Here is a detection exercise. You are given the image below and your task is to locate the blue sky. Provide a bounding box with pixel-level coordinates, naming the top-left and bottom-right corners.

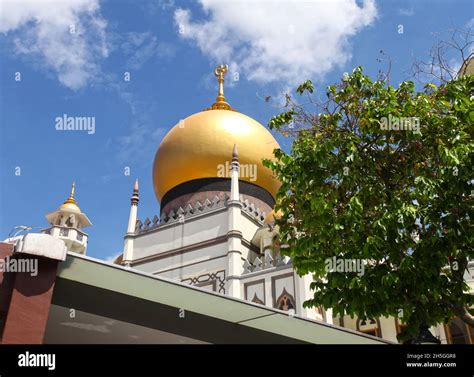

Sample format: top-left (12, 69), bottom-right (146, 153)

top-left (0, 0), bottom-right (472, 261)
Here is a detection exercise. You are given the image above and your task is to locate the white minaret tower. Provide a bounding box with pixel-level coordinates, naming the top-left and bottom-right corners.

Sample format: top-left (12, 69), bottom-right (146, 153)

top-left (43, 182), bottom-right (92, 255)
top-left (122, 179), bottom-right (139, 267)
top-left (226, 145), bottom-right (243, 298)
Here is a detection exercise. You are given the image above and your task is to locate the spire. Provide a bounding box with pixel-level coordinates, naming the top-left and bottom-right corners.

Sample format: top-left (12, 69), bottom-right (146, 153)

top-left (205, 64), bottom-right (235, 111)
top-left (124, 179), bottom-right (140, 265)
top-left (227, 144), bottom-right (242, 298)
top-left (232, 143), bottom-right (238, 160)
top-left (60, 181), bottom-right (80, 211)
top-left (230, 144), bottom-right (240, 201)
top-left (131, 179), bottom-right (139, 206)
top-left (231, 143), bottom-right (239, 169)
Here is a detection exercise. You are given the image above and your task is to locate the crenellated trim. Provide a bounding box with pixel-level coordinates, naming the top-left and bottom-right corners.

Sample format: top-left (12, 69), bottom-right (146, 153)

top-left (134, 196), bottom-right (267, 235)
top-left (242, 255), bottom-right (292, 275)
top-left (240, 196), bottom-right (266, 223)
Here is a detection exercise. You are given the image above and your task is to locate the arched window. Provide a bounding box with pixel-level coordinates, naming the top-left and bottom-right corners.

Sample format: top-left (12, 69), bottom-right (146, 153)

top-left (55, 215), bottom-right (63, 226)
top-left (276, 288), bottom-right (296, 311)
top-left (251, 293), bottom-right (264, 305)
top-left (65, 215), bottom-right (75, 228)
top-left (356, 318), bottom-right (382, 338)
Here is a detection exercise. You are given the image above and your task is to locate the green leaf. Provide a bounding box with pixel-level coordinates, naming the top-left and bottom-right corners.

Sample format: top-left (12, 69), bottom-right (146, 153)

top-left (297, 80), bottom-right (314, 95)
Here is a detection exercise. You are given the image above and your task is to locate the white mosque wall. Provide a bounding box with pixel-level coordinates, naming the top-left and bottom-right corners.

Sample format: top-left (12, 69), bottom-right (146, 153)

top-left (294, 273), bottom-right (322, 321)
top-left (126, 203), bottom-right (332, 322)
top-left (132, 209), bottom-right (229, 261)
top-left (140, 244), bottom-right (228, 279)
top-left (240, 265), bottom-right (303, 315)
top-left (240, 267), bottom-right (322, 321)
top-left (378, 317), bottom-right (399, 343)
top-left (238, 212), bottom-right (261, 243)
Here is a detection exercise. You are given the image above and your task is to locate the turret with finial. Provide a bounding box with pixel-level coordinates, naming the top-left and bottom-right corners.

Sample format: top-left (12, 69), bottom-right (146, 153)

top-left (43, 181), bottom-right (92, 255)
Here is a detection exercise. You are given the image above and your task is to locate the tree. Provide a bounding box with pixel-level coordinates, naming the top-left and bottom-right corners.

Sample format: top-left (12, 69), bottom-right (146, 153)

top-left (264, 66), bottom-right (473, 341)
top-left (412, 26), bottom-right (474, 84)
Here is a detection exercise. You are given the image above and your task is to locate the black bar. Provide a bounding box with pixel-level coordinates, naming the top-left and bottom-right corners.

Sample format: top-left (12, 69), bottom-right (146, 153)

top-left (0, 345), bottom-right (473, 377)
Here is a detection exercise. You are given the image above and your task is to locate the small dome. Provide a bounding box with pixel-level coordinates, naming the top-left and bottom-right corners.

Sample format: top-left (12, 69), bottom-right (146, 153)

top-left (59, 201), bottom-right (81, 212)
top-left (59, 182), bottom-right (81, 212)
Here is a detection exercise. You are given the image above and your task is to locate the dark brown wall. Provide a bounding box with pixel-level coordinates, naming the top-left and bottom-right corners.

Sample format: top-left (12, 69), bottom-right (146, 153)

top-left (0, 242), bottom-right (15, 342)
top-left (1, 248), bottom-right (58, 344)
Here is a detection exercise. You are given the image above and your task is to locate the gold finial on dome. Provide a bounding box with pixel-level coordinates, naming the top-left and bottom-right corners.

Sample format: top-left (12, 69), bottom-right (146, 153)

top-left (206, 64), bottom-right (235, 111)
top-left (215, 64), bottom-right (228, 102)
top-left (60, 181), bottom-right (81, 212)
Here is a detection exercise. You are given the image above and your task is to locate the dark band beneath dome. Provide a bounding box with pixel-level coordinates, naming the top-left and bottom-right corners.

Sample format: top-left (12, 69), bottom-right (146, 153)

top-left (161, 177), bottom-right (275, 210)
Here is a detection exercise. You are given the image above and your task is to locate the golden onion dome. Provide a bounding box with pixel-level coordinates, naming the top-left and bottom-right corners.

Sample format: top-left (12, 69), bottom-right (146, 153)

top-left (59, 182), bottom-right (81, 212)
top-left (459, 57), bottom-right (474, 76)
top-left (152, 65), bottom-right (281, 202)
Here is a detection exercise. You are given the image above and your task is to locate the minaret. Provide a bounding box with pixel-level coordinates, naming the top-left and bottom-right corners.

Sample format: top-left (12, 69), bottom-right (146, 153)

top-left (122, 179), bottom-right (139, 267)
top-left (226, 144), bottom-right (243, 298)
top-left (43, 182), bottom-right (92, 255)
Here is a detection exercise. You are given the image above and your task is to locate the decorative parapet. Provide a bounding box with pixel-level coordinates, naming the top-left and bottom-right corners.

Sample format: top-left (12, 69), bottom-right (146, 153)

top-left (240, 195), bottom-right (266, 223)
top-left (242, 254), bottom-right (292, 275)
top-left (41, 226), bottom-right (88, 244)
top-left (134, 195), bottom-right (268, 235)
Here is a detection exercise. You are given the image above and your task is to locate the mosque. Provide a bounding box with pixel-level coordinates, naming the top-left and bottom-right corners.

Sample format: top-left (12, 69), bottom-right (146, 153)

top-left (119, 64), bottom-right (318, 319)
top-left (0, 65), bottom-right (472, 345)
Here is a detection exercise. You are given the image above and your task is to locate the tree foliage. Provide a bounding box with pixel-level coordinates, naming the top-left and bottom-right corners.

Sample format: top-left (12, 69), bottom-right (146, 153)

top-left (264, 66), bottom-right (474, 341)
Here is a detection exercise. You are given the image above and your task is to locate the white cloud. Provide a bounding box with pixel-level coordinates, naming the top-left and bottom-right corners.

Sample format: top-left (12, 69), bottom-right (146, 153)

top-left (142, 0), bottom-right (175, 14)
top-left (113, 86), bottom-right (166, 165)
top-left (0, 0), bottom-right (109, 90)
top-left (174, 0), bottom-right (377, 87)
top-left (121, 32), bottom-right (176, 70)
top-left (398, 7), bottom-right (415, 17)
top-left (117, 119), bottom-right (166, 164)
